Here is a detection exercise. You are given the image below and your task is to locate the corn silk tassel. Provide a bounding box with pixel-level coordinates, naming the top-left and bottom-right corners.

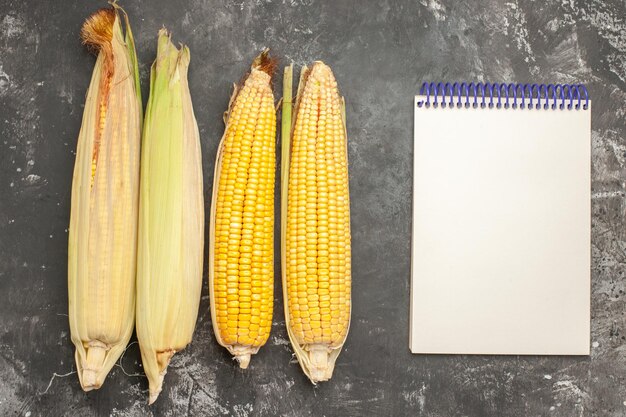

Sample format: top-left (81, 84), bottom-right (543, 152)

top-left (209, 51), bottom-right (277, 369)
top-left (136, 29), bottom-right (204, 404)
top-left (68, 5), bottom-right (141, 392)
top-left (281, 63), bottom-right (352, 383)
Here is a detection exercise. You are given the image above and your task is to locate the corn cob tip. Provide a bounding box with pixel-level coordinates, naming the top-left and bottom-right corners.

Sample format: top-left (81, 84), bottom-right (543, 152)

top-left (251, 49), bottom-right (277, 78)
top-left (235, 354), bottom-right (251, 369)
top-left (306, 344), bottom-right (333, 383)
top-left (144, 350), bottom-right (175, 404)
top-left (229, 345), bottom-right (259, 369)
top-left (148, 388), bottom-right (162, 405)
top-left (81, 369), bottom-right (99, 391)
top-left (147, 372), bottom-right (165, 405)
top-left (309, 61), bottom-right (334, 79)
top-left (80, 7), bottom-right (116, 51)
top-left (76, 341), bottom-right (109, 391)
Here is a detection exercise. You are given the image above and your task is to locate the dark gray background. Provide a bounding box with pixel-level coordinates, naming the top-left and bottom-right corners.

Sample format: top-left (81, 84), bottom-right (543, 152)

top-left (1, 0), bottom-right (625, 416)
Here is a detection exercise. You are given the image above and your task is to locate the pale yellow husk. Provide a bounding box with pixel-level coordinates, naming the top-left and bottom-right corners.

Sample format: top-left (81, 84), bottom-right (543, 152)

top-left (135, 29), bottom-right (204, 405)
top-left (68, 6), bottom-right (141, 392)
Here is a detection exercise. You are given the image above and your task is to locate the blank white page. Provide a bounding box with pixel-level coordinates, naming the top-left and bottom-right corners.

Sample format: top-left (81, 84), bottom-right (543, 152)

top-left (410, 97), bottom-right (591, 355)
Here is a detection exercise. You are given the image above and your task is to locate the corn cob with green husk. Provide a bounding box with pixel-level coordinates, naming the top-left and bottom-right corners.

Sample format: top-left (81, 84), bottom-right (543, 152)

top-left (136, 29), bottom-right (204, 404)
top-left (67, 5), bottom-right (141, 391)
top-left (209, 51), bottom-right (277, 369)
top-left (281, 62), bottom-right (351, 383)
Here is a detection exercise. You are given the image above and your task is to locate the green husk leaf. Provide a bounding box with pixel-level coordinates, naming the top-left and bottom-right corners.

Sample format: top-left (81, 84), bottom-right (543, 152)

top-left (136, 29), bottom-right (204, 405)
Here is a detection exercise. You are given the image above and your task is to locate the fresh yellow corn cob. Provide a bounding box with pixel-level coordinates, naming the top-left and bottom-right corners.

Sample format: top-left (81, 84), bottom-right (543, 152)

top-left (68, 5), bottom-right (141, 391)
top-left (209, 51), bottom-right (277, 369)
top-left (281, 62), bottom-right (351, 383)
top-left (136, 29), bottom-right (204, 405)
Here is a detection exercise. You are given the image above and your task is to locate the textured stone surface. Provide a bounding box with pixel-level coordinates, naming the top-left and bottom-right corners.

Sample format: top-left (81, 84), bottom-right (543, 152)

top-left (1, 0), bottom-right (625, 416)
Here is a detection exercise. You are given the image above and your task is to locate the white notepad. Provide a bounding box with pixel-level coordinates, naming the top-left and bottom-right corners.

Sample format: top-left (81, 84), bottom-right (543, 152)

top-left (410, 85), bottom-right (591, 355)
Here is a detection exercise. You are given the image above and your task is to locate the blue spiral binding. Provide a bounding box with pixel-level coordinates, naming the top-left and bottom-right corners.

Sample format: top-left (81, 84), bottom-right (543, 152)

top-left (417, 82), bottom-right (589, 110)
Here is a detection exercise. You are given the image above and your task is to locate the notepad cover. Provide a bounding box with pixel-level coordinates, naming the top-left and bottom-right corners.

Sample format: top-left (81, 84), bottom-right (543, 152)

top-left (410, 97), bottom-right (591, 355)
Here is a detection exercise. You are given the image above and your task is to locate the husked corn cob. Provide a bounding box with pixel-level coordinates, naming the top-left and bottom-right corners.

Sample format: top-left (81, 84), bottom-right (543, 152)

top-left (68, 5), bottom-right (141, 391)
top-left (209, 51), bottom-right (277, 369)
top-left (281, 62), bottom-right (351, 383)
top-left (136, 30), bottom-right (204, 404)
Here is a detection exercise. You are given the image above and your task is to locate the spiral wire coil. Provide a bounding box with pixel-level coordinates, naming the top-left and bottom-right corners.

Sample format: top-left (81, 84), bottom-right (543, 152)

top-left (416, 82), bottom-right (589, 110)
